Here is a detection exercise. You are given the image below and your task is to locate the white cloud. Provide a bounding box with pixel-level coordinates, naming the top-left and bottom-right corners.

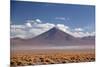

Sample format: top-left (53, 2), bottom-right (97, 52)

top-left (55, 17), bottom-right (70, 22)
top-left (71, 31), bottom-right (95, 38)
top-left (26, 19), bottom-right (42, 25)
top-left (10, 28), bottom-right (27, 38)
top-left (55, 17), bottom-right (66, 21)
top-left (35, 23), bottom-right (55, 29)
top-left (26, 20), bottom-right (35, 23)
top-left (72, 32), bottom-right (86, 37)
top-left (11, 19), bottom-right (95, 39)
top-left (56, 24), bottom-right (69, 29)
top-left (25, 22), bottom-right (32, 27)
top-left (56, 24), bottom-right (69, 32)
top-left (74, 28), bottom-right (84, 31)
top-left (35, 19), bottom-right (42, 23)
top-left (11, 25), bottom-right (25, 29)
top-left (11, 19), bottom-right (55, 39)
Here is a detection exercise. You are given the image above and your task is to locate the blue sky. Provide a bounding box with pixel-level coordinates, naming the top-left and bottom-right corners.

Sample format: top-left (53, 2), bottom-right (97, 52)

top-left (11, 1), bottom-right (95, 32)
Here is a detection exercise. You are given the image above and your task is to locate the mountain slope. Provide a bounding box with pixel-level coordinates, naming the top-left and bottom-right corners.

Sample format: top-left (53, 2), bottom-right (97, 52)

top-left (11, 27), bottom-right (95, 47)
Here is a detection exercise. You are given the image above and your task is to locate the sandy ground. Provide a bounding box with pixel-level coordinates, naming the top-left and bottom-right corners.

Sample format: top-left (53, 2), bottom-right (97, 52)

top-left (10, 49), bottom-right (95, 66)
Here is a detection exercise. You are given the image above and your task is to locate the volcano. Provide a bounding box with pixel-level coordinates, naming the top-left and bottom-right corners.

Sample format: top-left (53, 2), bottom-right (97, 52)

top-left (11, 27), bottom-right (95, 50)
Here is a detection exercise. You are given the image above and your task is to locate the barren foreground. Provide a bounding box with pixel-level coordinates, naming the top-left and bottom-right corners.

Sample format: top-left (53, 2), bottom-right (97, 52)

top-left (11, 49), bottom-right (95, 66)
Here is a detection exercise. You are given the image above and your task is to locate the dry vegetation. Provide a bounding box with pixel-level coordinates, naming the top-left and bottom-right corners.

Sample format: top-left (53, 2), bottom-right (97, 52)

top-left (10, 50), bottom-right (95, 66)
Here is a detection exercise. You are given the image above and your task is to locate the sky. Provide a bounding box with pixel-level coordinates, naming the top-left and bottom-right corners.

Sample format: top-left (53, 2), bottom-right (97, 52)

top-left (10, 1), bottom-right (95, 39)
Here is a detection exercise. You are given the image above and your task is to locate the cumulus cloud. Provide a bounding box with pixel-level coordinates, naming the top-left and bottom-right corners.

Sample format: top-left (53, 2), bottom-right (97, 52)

top-left (11, 19), bottom-right (95, 39)
top-left (72, 32), bottom-right (87, 37)
top-left (25, 22), bottom-right (32, 27)
top-left (11, 19), bottom-right (55, 39)
top-left (56, 24), bottom-right (69, 32)
top-left (74, 28), bottom-right (84, 31)
top-left (35, 19), bottom-right (42, 23)
top-left (72, 32), bottom-right (95, 38)
top-left (26, 19), bottom-right (42, 25)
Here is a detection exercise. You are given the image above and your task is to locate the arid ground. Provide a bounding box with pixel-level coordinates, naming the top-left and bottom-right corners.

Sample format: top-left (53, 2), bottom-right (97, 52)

top-left (10, 49), bottom-right (95, 66)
